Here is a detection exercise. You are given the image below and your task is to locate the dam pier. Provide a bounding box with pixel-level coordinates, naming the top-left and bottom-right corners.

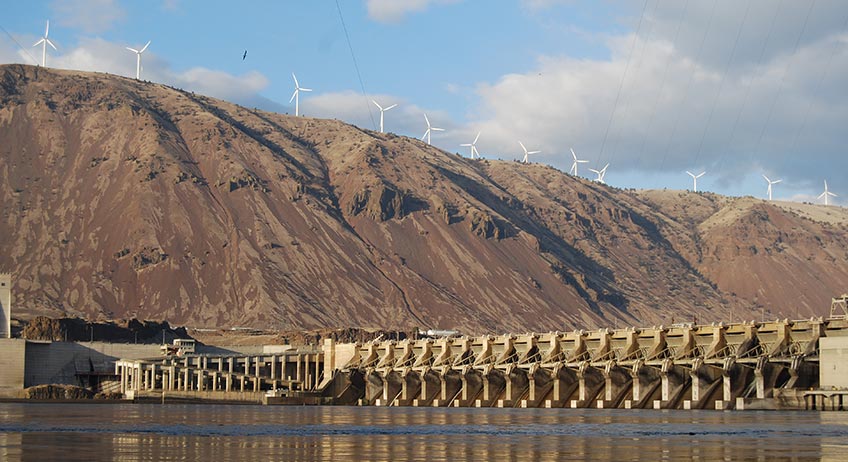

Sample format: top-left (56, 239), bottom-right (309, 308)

top-left (115, 316), bottom-right (848, 410)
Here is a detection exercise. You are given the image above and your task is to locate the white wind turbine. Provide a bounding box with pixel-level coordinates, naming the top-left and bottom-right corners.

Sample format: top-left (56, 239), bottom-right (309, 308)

top-left (589, 163), bottom-right (609, 184)
top-left (32, 20), bottom-right (57, 67)
top-left (372, 100), bottom-right (397, 133)
top-left (126, 41), bottom-right (151, 80)
top-left (819, 180), bottom-right (837, 206)
top-left (290, 73), bottom-right (312, 117)
top-left (421, 113), bottom-right (443, 145)
top-left (570, 148), bottom-right (589, 176)
top-left (460, 132), bottom-right (481, 159)
top-left (762, 174), bottom-right (782, 201)
top-left (686, 170), bottom-right (705, 192)
top-left (518, 141), bottom-right (540, 163)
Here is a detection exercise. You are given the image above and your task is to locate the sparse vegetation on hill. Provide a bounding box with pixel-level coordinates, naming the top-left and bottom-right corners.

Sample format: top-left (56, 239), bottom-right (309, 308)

top-left (1, 64), bottom-right (847, 333)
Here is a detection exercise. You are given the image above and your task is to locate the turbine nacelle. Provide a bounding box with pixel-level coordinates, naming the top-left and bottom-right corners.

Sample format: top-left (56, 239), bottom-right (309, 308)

top-left (460, 132), bottom-right (481, 159)
top-left (589, 163), bottom-right (609, 184)
top-left (290, 73), bottom-right (312, 117)
top-left (32, 20), bottom-right (57, 67)
top-left (518, 141), bottom-right (540, 163)
top-left (569, 148), bottom-right (589, 175)
top-left (372, 100), bottom-right (397, 133)
top-left (686, 170), bottom-right (706, 193)
top-left (421, 113), bottom-right (443, 145)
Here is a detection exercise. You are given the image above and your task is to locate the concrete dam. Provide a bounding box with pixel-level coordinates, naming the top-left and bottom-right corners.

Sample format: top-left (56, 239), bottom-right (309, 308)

top-left (116, 316), bottom-right (848, 410)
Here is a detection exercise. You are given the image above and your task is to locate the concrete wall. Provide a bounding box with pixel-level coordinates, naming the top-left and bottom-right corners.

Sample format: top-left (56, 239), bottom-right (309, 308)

top-left (23, 341), bottom-right (162, 388)
top-left (0, 274), bottom-right (10, 339)
top-left (820, 337), bottom-right (848, 389)
top-left (0, 339), bottom-right (25, 397)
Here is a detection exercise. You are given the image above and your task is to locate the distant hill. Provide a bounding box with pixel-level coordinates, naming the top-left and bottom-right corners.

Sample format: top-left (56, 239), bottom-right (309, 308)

top-left (1, 64), bottom-right (846, 333)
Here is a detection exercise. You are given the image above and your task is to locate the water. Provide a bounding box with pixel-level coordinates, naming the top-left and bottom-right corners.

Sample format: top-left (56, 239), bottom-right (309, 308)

top-left (2, 403), bottom-right (848, 461)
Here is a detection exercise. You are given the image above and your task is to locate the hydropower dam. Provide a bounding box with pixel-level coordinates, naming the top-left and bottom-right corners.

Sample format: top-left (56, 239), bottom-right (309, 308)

top-left (114, 314), bottom-right (848, 411)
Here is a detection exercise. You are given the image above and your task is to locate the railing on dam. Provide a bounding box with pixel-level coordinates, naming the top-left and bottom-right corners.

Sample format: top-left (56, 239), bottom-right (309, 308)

top-left (324, 318), bottom-right (848, 410)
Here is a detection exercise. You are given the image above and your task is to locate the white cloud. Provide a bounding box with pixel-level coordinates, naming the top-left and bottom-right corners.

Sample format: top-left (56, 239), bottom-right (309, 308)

top-left (463, 3), bottom-right (848, 197)
top-left (51, 0), bottom-right (125, 34)
top-left (365, 0), bottom-right (460, 23)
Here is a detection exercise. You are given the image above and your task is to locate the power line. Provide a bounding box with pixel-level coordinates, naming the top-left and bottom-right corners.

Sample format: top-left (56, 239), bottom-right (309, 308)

top-left (0, 24), bottom-right (40, 65)
top-left (594, 0), bottom-right (649, 167)
top-left (657, 0), bottom-right (718, 172)
top-left (753, 0), bottom-right (817, 157)
top-left (633, 0), bottom-right (690, 169)
top-left (714, 0), bottom-right (784, 174)
top-left (690, 0), bottom-right (752, 169)
top-left (334, 0), bottom-right (377, 132)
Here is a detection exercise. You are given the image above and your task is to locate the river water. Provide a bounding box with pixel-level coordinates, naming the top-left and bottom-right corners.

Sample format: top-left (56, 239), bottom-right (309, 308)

top-left (1, 403), bottom-right (848, 461)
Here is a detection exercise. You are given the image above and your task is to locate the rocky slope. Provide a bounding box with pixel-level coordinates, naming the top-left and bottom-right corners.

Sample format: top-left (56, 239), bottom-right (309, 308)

top-left (1, 64), bottom-right (846, 333)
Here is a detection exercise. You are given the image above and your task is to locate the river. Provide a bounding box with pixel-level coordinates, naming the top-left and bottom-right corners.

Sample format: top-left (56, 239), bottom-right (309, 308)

top-left (1, 403), bottom-right (847, 461)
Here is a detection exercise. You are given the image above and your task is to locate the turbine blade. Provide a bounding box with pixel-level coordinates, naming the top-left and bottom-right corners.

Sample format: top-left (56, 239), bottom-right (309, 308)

top-left (46, 39), bottom-right (57, 50)
top-left (385, 104), bottom-right (397, 111)
top-left (126, 47), bottom-right (138, 53)
top-left (696, 172), bottom-right (705, 178)
top-left (773, 179), bottom-right (782, 184)
top-left (831, 192), bottom-right (839, 197)
top-left (818, 192), bottom-right (827, 199)
top-left (34, 39), bottom-right (44, 47)
top-left (529, 150), bottom-right (541, 154)
top-left (424, 113), bottom-right (430, 126)
top-left (422, 129), bottom-right (429, 140)
top-left (571, 148), bottom-right (577, 160)
top-left (686, 171), bottom-right (694, 177)
top-left (140, 41), bottom-right (150, 53)
top-left (432, 127), bottom-right (444, 131)
top-left (473, 131), bottom-right (481, 144)
top-left (762, 174), bottom-right (770, 182)
top-left (301, 88), bottom-right (312, 92)
top-left (45, 20), bottom-right (50, 37)
top-left (289, 90), bottom-right (297, 103)
top-left (292, 73), bottom-right (298, 87)
top-left (372, 100), bottom-right (382, 110)
top-left (578, 160), bottom-right (589, 163)
top-left (518, 141), bottom-right (527, 153)
top-left (460, 143), bottom-right (471, 147)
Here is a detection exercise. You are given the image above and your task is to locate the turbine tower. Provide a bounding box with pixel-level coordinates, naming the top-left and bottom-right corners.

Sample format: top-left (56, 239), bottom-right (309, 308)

top-left (570, 148), bottom-right (588, 176)
top-left (518, 141), bottom-right (540, 163)
top-left (32, 20), bottom-right (56, 67)
top-left (819, 180), bottom-right (837, 206)
top-left (589, 163), bottom-right (609, 184)
top-left (421, 113), bottom-right (443, 145)
top-left (460, 132), bottom-right (481, 159)
top-left (372, 100), bottom-right (397, 133)
top-left (290, 73), bottom-right (312, 117)
top-left (686, 171), bottom-right (706, 192)
top-left (762, 174), bottom-right (782, 201)
top-left (126, 41), bottom-right (151, 80)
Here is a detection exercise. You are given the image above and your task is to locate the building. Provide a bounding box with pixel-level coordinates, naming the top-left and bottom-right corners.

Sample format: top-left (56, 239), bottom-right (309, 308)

top-left (0, 273), bottom-right (10, 339)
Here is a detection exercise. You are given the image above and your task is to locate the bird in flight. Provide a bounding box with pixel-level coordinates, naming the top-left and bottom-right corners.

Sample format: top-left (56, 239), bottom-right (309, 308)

top-left (242, 50), bottom-right (248, 60)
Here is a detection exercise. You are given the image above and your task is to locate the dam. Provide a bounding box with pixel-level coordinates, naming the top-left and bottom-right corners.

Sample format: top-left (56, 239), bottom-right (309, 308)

top-left (115, 315), bottom-right (848, 410)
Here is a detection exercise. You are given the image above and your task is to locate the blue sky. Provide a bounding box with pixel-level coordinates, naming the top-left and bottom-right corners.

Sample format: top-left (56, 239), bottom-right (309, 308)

top-left (2, 0), bottom-right (847, 205)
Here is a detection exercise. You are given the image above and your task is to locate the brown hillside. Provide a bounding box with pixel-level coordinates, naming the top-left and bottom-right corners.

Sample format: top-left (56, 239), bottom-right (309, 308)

top-left (1, 64), bottom-right (844, 333)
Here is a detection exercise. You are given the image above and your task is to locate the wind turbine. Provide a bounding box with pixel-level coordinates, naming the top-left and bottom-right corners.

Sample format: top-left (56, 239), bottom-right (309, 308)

top-left (589, 163), bottom-right (609, 184)
top-left (32, 20), bottom-right (56, 67)
top-left (518, 141), bottom-right (540, 163)
top-left (762, 174), bottom-right (782, 201)
top-left (372, 100), bottom-right (397, 133)
top-left (421, 113), bottom-right (443, 145)
top-left (290, 73), bottom-right (311, 117)
top-left (819, 180), bottom-right (837, 206)
top-left (126, 41), bottom-right (151, 80)
top-left (570, 148), bottom-right (589, 176)
top-left (686, 170), bottom-right (705, 192)
top-left (460, 132), bottom-right (481, 159)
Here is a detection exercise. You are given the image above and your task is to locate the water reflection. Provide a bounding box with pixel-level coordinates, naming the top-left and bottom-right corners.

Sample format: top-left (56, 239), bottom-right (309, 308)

top-left (1, 404), bottom-right (848, 461)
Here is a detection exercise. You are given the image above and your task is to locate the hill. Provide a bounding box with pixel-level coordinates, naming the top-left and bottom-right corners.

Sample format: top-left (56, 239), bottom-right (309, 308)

top-left (1, 64), bottom-right (846, 333)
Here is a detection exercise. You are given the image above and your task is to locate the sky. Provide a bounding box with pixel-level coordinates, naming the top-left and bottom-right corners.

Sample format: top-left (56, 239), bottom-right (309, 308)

top-left (2, 0), bottom-right (847, 205)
